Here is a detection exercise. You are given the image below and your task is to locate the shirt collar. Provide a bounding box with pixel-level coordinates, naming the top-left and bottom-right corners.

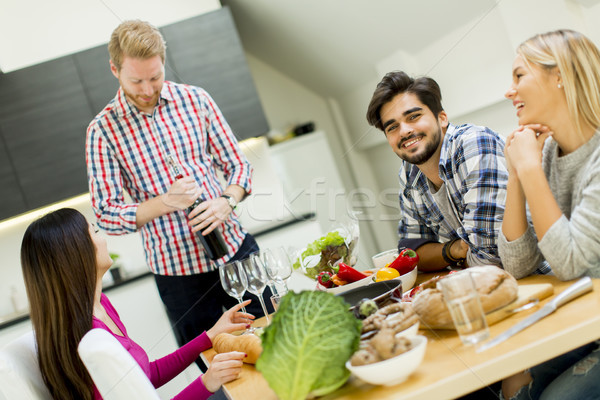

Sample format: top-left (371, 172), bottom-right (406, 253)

top-left (114, 81), bottom-right (174, 117)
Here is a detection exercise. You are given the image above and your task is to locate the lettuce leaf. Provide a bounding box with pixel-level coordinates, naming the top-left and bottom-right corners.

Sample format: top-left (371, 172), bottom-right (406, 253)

top-left (256, 291), bottom-right (361, 400)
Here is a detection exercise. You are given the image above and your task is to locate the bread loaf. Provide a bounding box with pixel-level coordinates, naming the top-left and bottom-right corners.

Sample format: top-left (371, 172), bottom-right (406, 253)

top-left (213, 333), bottom-right (262, 364)
top-left (412, 266), bottom-right (518, 329)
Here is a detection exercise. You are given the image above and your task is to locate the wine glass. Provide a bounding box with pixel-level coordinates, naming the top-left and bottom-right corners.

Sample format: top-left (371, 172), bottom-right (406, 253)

top-left (240, 256), bottom-right (271, 323)
top-left (218, 261), bottom-right (248, 313)
top-left (261, 247), bottom-right (293, 294)
top-left (254, 251), bottom-right (279, 297)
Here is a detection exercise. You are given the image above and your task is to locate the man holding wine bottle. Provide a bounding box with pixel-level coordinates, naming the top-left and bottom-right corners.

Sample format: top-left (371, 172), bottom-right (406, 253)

top-left (85, 20), bottom-right (273, 350)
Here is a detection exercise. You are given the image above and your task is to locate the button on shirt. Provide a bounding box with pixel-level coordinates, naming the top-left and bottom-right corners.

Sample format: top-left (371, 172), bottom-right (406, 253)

top-left (397, 123), bottom-right (508, 265)
top-left (86, 81), bottom-right (252, 275)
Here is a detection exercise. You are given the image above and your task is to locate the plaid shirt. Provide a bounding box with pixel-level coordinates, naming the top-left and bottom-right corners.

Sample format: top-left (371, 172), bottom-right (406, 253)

top-left (397, 123), bottom-right (508, 265)
top-left (86, 81), bottom-right (252, 276)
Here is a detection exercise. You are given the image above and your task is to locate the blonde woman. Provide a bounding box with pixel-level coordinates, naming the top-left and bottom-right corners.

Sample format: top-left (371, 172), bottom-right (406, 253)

top-left (499, 29), bottom-right (600, 400)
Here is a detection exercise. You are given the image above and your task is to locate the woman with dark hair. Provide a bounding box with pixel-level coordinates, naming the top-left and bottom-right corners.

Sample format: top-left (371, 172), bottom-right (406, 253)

top-left (499, 29), bottom-right (600, 400)
top-left (21, 208), bottom-right (253, 400)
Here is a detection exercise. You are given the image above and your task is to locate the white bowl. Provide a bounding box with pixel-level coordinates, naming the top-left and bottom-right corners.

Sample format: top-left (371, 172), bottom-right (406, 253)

top-left (319, 273), bottom-right (373, 294)
top-left (398, 267), bottom-right (418, 294)
top-left (346, 335), bottom-right (427, 386)
top-left (371, 249), bottom-right (399, 269)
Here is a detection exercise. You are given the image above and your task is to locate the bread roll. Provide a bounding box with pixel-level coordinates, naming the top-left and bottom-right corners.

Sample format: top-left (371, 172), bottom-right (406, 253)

top-left (213, 333), bottom-right (262, 364)
top-left (412, 266), bottom-right (518, 329)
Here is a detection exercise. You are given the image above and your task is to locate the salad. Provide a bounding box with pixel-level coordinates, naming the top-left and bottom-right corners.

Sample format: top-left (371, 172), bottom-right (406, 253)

top-left (293, 230), bottom-right (357, 280)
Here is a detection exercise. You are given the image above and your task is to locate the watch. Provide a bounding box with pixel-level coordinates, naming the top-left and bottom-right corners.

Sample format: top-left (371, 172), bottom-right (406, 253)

top-left (220, 194), bottom-right (237, 210)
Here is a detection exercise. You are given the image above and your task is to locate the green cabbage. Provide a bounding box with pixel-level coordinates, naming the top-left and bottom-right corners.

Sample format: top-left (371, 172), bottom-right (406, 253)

top-left (256, 291), bottom-right (361, 400)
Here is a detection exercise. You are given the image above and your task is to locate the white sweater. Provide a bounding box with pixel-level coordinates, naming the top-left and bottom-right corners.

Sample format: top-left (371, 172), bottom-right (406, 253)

top-left (498, 132), bottom-right (600, 280)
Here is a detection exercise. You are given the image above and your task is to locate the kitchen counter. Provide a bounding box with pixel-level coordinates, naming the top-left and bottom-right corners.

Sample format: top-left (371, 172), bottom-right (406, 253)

top-left (0, 270), bottom-right (153, 331)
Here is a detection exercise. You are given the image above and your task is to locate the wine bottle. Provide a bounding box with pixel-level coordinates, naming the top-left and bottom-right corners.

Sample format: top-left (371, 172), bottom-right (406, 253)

top-left (166, 154), bottom-right (228, 260)
top-left (187, 197), bottom-right (228, 260)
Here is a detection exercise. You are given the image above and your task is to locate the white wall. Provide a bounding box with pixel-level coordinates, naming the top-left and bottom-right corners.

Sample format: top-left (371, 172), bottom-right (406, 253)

top-left (245, 54), bottom-right (382, 258)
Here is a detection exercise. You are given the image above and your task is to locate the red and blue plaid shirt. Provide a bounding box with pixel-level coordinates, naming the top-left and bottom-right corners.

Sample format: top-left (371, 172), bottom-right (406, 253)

top-left (86, 81), bottom-right (252, 275)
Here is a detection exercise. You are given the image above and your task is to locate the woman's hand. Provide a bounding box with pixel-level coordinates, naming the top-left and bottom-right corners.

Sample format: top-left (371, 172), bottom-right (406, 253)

top-left (207, 300), bottom-right (255, 342)
top-left (505, 124), bottom-right (552, 178)
top-left (202, 352), bottom-right (245, 393)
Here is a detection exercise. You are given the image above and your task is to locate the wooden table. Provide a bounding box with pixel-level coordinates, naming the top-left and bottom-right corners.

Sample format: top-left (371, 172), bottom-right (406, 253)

top-left (201, 275), bottom-right (600, 400)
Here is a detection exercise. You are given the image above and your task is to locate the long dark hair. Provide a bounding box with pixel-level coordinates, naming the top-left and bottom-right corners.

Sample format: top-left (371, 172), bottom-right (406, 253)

top-left (21, 208), bottom-right (97, 400)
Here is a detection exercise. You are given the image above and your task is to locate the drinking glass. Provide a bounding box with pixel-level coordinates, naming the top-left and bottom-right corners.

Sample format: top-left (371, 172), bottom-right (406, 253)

top-left (261, 247), bottom-right (293, 294)
top-left (241, 255), bottom-right (271, 323)
top-left (438, 271), bottom-right (490, 346)
top-left (219, 261), bottom-right (248, 313)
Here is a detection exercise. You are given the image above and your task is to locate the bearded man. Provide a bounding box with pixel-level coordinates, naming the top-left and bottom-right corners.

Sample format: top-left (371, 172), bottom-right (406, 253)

top-left (366, 71), bottom-right (509, 271)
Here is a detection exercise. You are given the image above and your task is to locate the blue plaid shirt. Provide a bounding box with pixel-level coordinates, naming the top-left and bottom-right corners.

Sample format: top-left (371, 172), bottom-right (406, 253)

top-left (397, 123), bottom-right (508, 265)
top-left (86, 81), bottom-right (252, 276)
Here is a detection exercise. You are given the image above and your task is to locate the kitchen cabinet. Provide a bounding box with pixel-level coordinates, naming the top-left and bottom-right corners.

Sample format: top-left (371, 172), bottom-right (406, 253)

top-left (0, 56), bottom-right (92, 210)
top-left (0, 131), bottom-right (27, 220)
top-left (160, 8), bottom-right (269, 140)
top-left (73, 45), bottom-right (120, 116)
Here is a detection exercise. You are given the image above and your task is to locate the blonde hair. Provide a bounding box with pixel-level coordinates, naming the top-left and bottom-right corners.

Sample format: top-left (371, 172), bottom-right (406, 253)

top-left (518, 29), bottom-right (600, 136)
top-left (108, 20), bottom-right (166, 70)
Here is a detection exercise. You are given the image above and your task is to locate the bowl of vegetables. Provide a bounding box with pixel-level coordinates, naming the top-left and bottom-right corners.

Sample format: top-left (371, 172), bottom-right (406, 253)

top-left (346, 335), bottom-right (427, 386)
top-left (293, 229), bottom-right (359, 282)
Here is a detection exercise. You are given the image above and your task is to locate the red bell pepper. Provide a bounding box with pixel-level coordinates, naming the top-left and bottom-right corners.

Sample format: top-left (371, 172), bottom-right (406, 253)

top-left (317, 271), bottom-right (334, 288)
top-left (388, 248), bottom-right (419, 275)
top-left (337, 263), bottom-right (369, 283)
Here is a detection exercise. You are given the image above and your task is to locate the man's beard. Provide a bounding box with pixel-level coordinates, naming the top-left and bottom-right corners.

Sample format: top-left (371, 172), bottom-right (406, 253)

top-left (398, 126), bottom-right (442, 165)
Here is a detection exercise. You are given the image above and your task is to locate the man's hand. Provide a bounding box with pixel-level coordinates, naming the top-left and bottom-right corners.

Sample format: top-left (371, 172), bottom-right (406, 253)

top-left (161, 176), bottom-right (202, 210)
top-left (188, 196), bottom-right (232, 235)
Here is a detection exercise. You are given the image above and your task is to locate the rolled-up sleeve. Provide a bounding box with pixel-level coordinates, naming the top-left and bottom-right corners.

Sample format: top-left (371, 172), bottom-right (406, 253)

top-left (86, 121), bottom-right (139, 234)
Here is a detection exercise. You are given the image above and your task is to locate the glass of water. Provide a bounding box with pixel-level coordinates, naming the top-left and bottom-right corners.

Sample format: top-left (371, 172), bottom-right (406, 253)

top-left (438, 271), bottom-right (489, 345)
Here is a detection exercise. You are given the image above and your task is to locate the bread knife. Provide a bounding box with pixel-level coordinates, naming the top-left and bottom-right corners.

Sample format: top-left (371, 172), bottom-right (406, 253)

top-left (477, 276), bottom-right (593, 352)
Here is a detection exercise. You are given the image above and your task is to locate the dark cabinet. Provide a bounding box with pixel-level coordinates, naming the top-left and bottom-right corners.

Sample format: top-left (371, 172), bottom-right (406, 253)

top-left (73, 45), bottom-right (120, 116)
top-left (0, 130), bottom-right (27, 220)
top-left (0, 57), bottom-right (92, 210)
top-left (161, 8), bottom-right (269, 140)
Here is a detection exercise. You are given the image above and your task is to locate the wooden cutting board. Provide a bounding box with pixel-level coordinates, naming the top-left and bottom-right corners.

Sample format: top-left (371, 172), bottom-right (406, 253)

top-left (432, 283), bottom-right (554, 330)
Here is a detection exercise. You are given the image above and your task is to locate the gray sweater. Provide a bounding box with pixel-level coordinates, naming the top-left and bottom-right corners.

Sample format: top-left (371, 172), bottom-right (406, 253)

top-left (498, 132), bottom-right (600, 280)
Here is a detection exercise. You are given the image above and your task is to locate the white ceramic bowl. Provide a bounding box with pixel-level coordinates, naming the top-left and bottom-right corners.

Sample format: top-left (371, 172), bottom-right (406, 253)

top-left (346, 335), bottom-right (427, 386)
top-left (398, 267), bottom-right (418, 293)
top-left (319, 274), bottom-right (373, 294)
top-left (371, 249), bottom-right (399, 269)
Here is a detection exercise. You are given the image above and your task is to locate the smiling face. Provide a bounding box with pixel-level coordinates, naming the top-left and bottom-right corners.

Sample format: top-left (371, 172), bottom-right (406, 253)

top-left (111, 55), bottom-right (165, 114)
top-left (505, 55), bottom-right (563, 126)
top-left (380, 92), bottom-right (448, 165)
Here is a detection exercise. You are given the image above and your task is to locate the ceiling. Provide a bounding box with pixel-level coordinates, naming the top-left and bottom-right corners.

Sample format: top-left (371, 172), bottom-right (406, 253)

top-left (222, 0), bottom-right (498, 97)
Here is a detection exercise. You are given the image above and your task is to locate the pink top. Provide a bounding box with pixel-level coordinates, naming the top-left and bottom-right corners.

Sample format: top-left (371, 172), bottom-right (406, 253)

top-left (92, 294), bottom-right (213, 400)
